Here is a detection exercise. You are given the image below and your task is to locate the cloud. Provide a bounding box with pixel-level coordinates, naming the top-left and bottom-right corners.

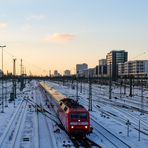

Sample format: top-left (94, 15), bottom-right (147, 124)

top-left (0, 22), bottom-right (8, 29)
top-left (27, 15), bottom-right (47, 21)
top-left (45, 33), bottom-right (76, 43)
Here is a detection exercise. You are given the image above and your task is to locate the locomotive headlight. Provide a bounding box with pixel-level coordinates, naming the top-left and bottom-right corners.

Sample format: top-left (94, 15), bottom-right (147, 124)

top-left (85, 126), bottom-right (88, 129)
top-left (71, 126), bottom-right (74, 129)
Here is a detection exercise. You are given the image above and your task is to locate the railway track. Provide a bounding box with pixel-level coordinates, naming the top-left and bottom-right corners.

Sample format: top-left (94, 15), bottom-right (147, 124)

top-left (36, 88), bottom-right (57, 148)
top-left (39, 82), bottom-right (101, 148)
top-left (0, 100), bottom-right (27, 148)
top-left (96, 104), bottom-right (148, 136)
top-left (79, 91), bottom-right (148, 142)
top-left (70, 135), bottom-right (101, 148)
top-left (43, 81), bottom-right (148, 147)
top-left (109, 105), bottom-right (148, 134)
top-left (94, 84), bottom-right (148, 107)
top-left (79, 90), bottom-right (148, 138)
top-left (91, 88), bottom-right (148, 114)
top-left (91, 118), bottom-right (131, 148)
top-left (81, 137), bottom-right (102, 147)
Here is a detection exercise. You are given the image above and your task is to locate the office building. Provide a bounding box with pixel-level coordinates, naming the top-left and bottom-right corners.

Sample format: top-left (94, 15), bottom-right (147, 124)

top-left (76, 63), bottom-right (88, 76)
top-left (118, 60), bottom-right (148, 77)
top-left (106, 50), bottom-right (128, 80)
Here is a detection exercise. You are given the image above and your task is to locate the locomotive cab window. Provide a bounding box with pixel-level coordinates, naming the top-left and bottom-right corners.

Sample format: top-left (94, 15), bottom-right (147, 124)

top-left (71, 113), bottom-right (88, 120)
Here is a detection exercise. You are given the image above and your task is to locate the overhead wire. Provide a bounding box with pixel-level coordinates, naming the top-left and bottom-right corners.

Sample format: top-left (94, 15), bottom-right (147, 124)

top-left (2, 48), bottom-right (49, 75)
top-left (130, 49), bottom-right (148, 60)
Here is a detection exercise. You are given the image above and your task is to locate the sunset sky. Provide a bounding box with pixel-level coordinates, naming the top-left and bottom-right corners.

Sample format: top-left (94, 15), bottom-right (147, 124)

top-left (0, 0), bottom-right (148, 75)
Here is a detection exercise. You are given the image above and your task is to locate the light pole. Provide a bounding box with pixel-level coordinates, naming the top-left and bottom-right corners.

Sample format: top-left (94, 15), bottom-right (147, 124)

top-left (13, 58), bottom-right (16, 107)
top-left (0, 45), bottom-right (6, 113)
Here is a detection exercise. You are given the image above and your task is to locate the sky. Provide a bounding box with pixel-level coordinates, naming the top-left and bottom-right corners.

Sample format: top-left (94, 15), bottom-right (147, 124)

top-left (0, 0), bottom-right (148, 76)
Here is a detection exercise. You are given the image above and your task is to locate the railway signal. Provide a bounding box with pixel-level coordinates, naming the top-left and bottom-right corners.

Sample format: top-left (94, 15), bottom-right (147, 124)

top-left (126, 120), bottom-right (131, 137)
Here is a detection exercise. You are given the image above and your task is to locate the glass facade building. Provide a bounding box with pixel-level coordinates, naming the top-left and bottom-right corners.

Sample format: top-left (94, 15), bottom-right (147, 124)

top-left (106, 50), bottom-right (128, 80)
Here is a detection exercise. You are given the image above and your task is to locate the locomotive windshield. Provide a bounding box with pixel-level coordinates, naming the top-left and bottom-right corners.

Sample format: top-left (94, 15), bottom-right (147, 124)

top-left (70, 113), bottom-right (88, 120)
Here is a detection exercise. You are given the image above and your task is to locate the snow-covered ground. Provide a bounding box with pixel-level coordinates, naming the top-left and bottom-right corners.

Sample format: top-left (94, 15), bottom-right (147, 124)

top-left (0, 80), bottom-right (148, 148)
top-left (45, 80), bottom-right (148, 148)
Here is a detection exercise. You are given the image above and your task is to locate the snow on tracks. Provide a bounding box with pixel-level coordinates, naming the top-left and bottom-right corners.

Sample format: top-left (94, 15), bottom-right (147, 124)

top-left (0, 100), bottom-right (27, 148)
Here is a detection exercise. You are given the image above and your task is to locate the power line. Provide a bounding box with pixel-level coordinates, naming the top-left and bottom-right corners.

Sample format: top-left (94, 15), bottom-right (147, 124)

top-left (3, 48), bottom-right (49, 74)
top-left (3, 48), bottom-right (15, 58)
top-left (131, 50), bottom-right (148, 60)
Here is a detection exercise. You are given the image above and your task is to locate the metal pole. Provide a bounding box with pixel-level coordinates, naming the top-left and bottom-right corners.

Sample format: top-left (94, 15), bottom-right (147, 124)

top-left (88, 76), bottom-right (92, 111)
top-left (71, 79), bottom-right (74, 89)
top-left (5, 78), bottom-right (8, 107)
top-left (80, 80), bottom-right (82, 93)
top-left (20, 59), bottom-right (22, 75)
top-left (63, 77), bottom-right (64, 86)
top-left (0, 45), bottom-right (6, 113)
top-left (141, 81), bottom-right (144, 115)
top-left (120, 81), bottom-right (122, 98)
top-left (76, 79), bottom-right (78, 102)
top-left (109, 62), bottom-right (112, 99)
top-left (1, 47), bottom-right (4, 112)
top-left (129, 76), bottom-right (132, 97)
top-left (124, 79), bottom-right (126, 95)
top-left (13, 58), bottom-right (16, 107)
top-left (83, 81), bottom-right (85, 94)
top-left (138, 119), bottom-right (141, 141)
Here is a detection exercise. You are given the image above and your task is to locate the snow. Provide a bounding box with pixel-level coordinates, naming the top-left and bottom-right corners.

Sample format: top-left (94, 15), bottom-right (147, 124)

top-left (0, 80), bottom-right (148, 148)
top-left (45, 81), bottom-right (148, 148)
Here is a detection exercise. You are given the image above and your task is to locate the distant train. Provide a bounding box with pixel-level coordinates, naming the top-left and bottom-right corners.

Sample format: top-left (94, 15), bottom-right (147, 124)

top-left (39, 82), bottom-right (92, 136)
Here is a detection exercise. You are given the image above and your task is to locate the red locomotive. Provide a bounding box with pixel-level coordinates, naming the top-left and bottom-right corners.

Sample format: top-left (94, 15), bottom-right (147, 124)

top-left (39, 82), bottom-right (91, 136)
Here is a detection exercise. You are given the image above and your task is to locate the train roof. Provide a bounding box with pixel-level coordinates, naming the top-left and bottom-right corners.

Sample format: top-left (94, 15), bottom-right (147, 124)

top-left (60, 98), bottom-right (84, 109)
top-left (40, 82), bottom-right (66, 101)
top-left (40, 82), bottom-right (87, 111)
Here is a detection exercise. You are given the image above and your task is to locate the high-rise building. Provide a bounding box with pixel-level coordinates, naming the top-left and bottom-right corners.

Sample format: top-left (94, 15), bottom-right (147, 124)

top-left (106, 50), bottom-right (128, 79)
top-left (76, 63), bottom-right (88, 76)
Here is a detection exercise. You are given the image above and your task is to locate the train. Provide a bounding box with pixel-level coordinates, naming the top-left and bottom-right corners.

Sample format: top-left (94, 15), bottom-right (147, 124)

top-left (39, 81), bottom-right (92, 136)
